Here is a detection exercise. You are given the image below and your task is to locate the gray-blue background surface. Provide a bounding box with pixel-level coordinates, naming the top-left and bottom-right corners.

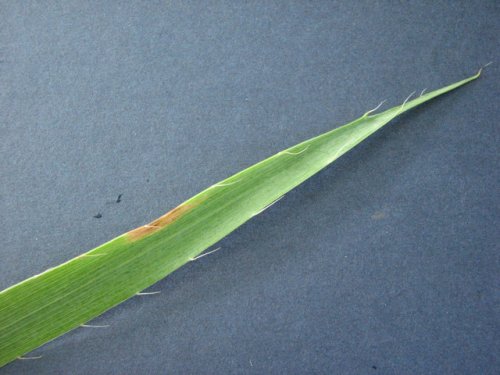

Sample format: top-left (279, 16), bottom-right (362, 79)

top-left (1, 1), bottom-right (498, 374)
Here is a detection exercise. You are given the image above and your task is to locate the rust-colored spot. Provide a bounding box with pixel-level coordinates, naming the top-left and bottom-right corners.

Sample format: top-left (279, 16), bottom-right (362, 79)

top-left (126, 202), bottom-right (196, 241)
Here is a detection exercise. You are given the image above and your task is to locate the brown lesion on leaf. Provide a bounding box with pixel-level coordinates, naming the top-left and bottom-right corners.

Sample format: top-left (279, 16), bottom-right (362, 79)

top-left (126, 202), bottom-right (197, 241)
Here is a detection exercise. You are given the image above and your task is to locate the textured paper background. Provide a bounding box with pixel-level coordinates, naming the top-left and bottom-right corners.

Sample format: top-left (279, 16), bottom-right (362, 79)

top-left (1, 1), bottom-right (499, 374)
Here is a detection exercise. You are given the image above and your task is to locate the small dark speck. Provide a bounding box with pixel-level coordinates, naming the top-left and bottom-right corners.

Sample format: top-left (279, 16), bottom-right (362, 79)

top-left (93, 213), bottom-right (102, 219)
top-left (146, 178), bottom-right (150, 182)
top-left (116, 194), bottom-right (123, 203)
top-left (372, 365), bottom-right (377, 370)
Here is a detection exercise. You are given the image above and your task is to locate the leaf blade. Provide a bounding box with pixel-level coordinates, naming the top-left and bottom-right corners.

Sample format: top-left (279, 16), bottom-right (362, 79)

top-left (0, 72), bottom-right (480, 366)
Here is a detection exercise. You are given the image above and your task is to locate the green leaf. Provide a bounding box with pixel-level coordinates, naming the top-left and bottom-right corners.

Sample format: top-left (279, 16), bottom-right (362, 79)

top-left (0, 71), bottom-right (480, 366)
